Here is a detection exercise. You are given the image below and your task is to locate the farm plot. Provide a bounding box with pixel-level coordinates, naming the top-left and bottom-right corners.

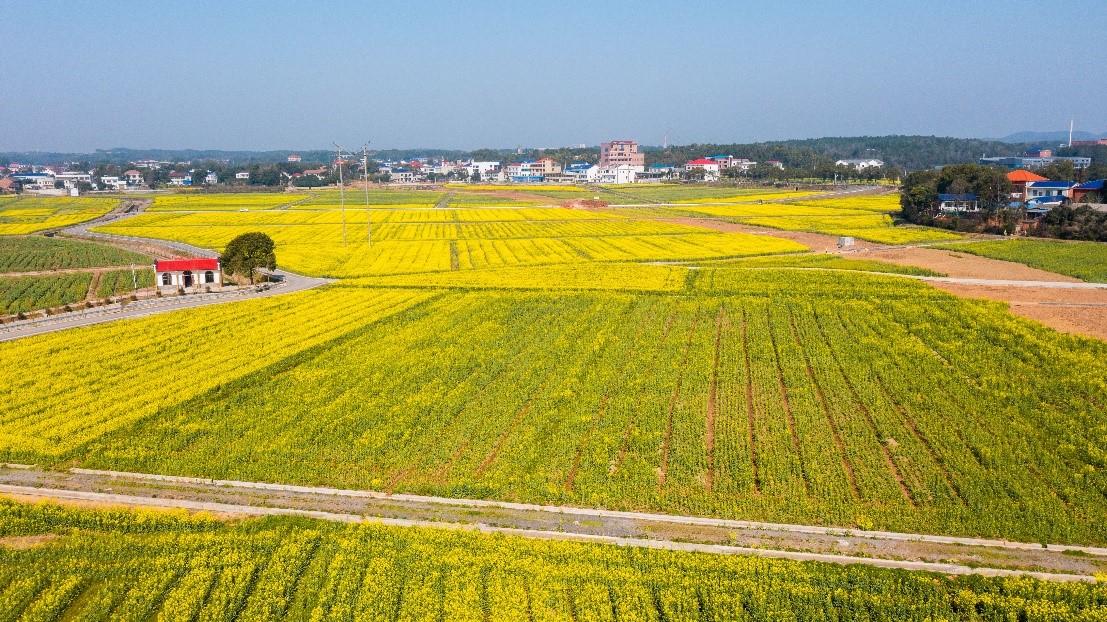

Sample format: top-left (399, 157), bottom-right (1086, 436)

top-left (146, 193), bottom-right (307, 211)
top-left (94, 268), bottom-right (155, 297)
top-left (933, 239), bottom-right (1107, 283)
top-left (22, 273), bottom-right (1107, 545)
top-left (0, 287), bottom-right (434, 460)
top-left (5, 502), bottom-right (1103, 621)
top-left (702, 253), bottom-right (942, 276)
top-left (0, 273), bottom-right (92, 314)
top-left (0, 197), bottom-right (120, 235)
top-left (601, 186), bottom-right (811, 204)
top-left (93, 210), bottom-right (805, 277)
top-left (0, 236), bottom-right (149, 272)
top-left (298, 189), bottom-right (445, 206)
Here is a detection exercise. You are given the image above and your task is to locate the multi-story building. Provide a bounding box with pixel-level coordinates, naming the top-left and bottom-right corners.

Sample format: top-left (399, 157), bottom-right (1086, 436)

top-left (599, 140), bottom-right (645, 168)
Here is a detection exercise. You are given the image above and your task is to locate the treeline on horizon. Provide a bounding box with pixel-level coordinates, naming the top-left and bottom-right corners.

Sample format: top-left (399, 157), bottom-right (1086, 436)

top-left (8, 136), bottom-right (1103, 172)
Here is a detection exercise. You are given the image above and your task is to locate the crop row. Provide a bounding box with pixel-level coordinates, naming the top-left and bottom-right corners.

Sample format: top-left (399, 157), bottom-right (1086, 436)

top-left (2, 500), bottom-right (1104, 621)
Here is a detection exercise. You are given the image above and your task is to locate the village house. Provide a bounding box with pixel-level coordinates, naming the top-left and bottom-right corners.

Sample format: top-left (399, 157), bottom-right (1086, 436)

top-left (155, 257), bottom-right (222, 291)
top-left (836, 158), bottom-right (885, 170)
top-left (235, 171), bottom-right (250, 180)
top-left (168, 172), bottom-right (192, 186)
top-left (599, 140), bottom-right (645, 168)
top-left (1071, 180), bottom-right (1105, 203)
top-left (684, 158), bottom-right (721, 181)
top-left (287, 154), bottom-right (301, 162)
top-left (596, 164), bottom-right (639, 184)
top-left (124, 170), bottom-right (144, 186)
top-left (1006, 169), bottom-right (1047, 201)
top-left (1025, 180), bottom-right (1075, 201)
top-left (938, 193), bottom-right (979, 213)
top-left (99, 176), bottom-right (126, 190)
top-left (56, 171), bottom-right (92, 189)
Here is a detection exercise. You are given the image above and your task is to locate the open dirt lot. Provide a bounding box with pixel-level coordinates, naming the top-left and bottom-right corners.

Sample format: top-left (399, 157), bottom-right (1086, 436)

top-left (931, 283), bottom-right (1107, 341)
top-left (864, 247), bottom-right (1082, 281)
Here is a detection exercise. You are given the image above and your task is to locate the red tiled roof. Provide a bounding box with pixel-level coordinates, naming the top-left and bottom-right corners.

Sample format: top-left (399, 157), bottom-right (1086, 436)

top-left (1007, 170), bottom-right (1047, 183)
top-left (687, 158), bottom-right (716, 166)
top-left (156, 258), bottom-right (219, 271)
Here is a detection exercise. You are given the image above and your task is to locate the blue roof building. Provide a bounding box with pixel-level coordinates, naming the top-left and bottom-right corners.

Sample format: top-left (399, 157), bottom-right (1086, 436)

top-left (937, 193), bottom-right (980, 213)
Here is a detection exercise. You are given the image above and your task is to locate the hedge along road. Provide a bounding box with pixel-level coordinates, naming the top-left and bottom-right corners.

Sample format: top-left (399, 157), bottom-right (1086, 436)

top-left (1, 467), bottom-right (1104, 582)
top-left (0, 199), bottom-right (333, 343)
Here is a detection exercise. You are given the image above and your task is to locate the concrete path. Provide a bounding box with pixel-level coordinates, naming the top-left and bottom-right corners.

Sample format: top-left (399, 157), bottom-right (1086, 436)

top-left (0, 476), bottom-right (1096, 583)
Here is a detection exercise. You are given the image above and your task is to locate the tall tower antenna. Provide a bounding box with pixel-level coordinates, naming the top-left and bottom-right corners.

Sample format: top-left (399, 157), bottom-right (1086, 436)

top-left (1069, 119), bottom-right (1074, 148)
top-left (334, 142), bottom-right (348, 247)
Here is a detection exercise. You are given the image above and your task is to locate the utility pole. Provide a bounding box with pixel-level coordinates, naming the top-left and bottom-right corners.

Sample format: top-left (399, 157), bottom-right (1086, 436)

top-left (131, 263), bottom-right (137, 292)
top-left (363, 143), bottom-right (372, 246)
top-left (334, 143), bottom-right (347, 246)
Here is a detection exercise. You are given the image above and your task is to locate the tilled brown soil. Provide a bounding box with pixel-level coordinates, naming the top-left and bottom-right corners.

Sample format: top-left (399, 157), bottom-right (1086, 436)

top-left (930, 283), bottom-right (1107, 341)
top-left (864, 247), bottom-right (1082, 281)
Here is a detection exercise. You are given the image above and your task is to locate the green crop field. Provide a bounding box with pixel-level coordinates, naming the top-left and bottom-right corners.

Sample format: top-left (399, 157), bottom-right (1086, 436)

top-left (2, 268), bottom-right (1106, 544)
top-left (0, 273), bottom-right (92, 314)
top-left (5, 190), bottom-right (1107, 613)
top-left (91, 207), bottom-right (806, 278)
top-left (147, 193), bottom-right (308, 211)
top-left (934, 239), bottom-right (1107, 283)
top-left (0, 197), bottom-right (120, 235)
top-left (94, 268), bottom-right (155, 297)
top-left (4, 501), bottom-right (1104, 621)
top-left (0, 236), bottom-right (149, 272)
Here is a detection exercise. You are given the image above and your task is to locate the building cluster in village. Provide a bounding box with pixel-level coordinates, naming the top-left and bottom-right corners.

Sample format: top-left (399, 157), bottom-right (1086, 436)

top-left (938, 167), bottom-right (1105, 215)
top-left (0, 140), bottom-right (806, 194)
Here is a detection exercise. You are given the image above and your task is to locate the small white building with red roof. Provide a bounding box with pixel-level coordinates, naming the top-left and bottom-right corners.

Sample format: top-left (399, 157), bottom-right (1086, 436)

top-left (685, 158), bottom-right (721, 181)
top-left (287, 154), bottom-right (302, 162)
top-left (155, 257), bottom-right (222, 291)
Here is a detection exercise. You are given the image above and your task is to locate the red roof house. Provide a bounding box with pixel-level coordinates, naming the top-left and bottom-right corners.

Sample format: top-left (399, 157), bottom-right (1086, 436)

top-left (155, 257), bottom-right (222, 290)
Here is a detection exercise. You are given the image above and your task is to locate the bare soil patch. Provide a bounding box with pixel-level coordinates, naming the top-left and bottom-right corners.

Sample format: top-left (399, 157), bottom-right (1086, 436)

top-left (930, 283), bottom-right (1107, 342)
top-left (0, 534), bottom-right (61, 549)
top-left (462, 190), bottom-right (561, 204)
top-left (657, 218), bottom-right (848, 251)
top-left (864, 248), bottom-right (1081, 282)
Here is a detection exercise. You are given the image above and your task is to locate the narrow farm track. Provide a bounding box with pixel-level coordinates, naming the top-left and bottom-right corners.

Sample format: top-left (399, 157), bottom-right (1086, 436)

top-left (2, 468), bottom-right (1105, 583)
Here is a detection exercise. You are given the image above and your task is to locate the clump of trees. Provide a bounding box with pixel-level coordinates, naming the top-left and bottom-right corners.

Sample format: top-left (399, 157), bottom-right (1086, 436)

top-left (900, 164), bottom-right (1011, 231)
top-left (222, 232), bottom-right (276, 284)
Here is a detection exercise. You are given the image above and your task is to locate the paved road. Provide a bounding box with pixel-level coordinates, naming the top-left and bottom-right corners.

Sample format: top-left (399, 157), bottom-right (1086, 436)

top-left (0, 470), bottom-right (1099, 583)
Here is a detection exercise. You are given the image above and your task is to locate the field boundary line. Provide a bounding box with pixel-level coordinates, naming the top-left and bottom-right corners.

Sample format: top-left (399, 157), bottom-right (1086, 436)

top-left (0, 484), bottom-right (1094, 584)
top-left (64, 467), bottom-right (1107, 557)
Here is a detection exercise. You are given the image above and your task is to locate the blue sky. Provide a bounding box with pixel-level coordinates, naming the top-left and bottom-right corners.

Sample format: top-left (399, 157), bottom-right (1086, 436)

top-left (1, 0), bottom-right (1103, 152)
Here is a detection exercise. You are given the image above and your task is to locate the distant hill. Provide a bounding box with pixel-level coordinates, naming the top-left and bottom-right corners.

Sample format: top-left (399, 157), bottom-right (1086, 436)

top-left (645, 136), bottom-right (1032, 170)
top-left (997, 130), bottom-right (1107, 144)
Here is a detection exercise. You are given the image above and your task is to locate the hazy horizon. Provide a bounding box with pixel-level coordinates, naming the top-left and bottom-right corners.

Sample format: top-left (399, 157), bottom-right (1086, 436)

top-left (2, 0), bottom-right (1104, 153)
